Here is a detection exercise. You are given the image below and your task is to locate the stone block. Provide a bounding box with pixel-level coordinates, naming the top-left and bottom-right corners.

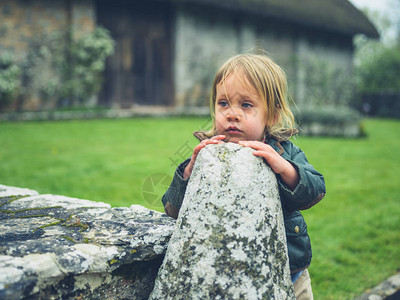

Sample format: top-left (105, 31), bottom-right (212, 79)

top-left (150, 143), bottom-right (295, 299)
top-left (0, 184), bottom-right (175, 299)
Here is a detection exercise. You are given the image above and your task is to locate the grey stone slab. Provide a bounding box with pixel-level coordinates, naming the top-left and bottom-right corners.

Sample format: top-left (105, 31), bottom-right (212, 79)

top-left (3, 194), bottom-right (110, 211)
top-left (354, 272), bottom-right (400, 300)
top-left (0, 185), bottom-right (38, 198)
top-left (0, 184), bottom-right (176, 299)
top-left (150, 143), bottom-right (295, 299)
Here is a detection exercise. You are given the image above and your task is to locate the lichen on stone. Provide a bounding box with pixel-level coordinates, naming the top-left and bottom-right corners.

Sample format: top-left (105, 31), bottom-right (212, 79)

top-left (150, 143), bottom-right (295, 299)
top-left (0, 184), bottom-right (176, 299)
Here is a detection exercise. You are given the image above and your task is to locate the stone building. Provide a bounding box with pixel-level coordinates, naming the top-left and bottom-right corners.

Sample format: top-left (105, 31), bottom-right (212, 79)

top-left (0, 0), bottom-right (378, 111)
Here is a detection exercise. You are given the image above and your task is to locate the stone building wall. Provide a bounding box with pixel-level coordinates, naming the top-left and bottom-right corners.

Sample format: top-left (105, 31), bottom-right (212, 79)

top-left (174, 6), bottom-right (240, 108)
top-left (292, 32), bottom-right (354, 106)
top-left (0, 0), bottom-right (95, 61)
top-left (1, 0), bottom-right (359, 114)
top-left (173, 4), bottom-right (355, 110)
top-left (0, 0), bottom-right (96, 111)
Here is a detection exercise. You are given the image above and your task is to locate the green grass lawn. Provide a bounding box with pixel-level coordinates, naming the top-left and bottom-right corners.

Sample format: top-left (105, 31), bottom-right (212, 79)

top-left (0, 117), bottom-right (399, 299)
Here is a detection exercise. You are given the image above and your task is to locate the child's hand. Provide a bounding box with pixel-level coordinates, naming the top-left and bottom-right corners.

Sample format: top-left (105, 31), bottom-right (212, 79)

top-left (238, 141), bottom-right (299, 191)
top-left (183, 135), bottom-right (226, 179)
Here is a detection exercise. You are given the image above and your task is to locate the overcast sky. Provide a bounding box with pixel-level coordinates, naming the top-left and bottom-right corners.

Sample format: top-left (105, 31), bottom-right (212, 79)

top-left (349, 0), bottom-right (391, 13)
top-left (349, 0), bottom-right (398, 41)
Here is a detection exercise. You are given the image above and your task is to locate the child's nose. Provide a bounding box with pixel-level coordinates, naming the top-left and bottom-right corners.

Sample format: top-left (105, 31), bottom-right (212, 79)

top-left (226, 106), bottom-right (241, 121)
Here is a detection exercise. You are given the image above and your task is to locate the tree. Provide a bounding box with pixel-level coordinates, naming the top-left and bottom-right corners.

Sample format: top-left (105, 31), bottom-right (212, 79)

top-left (354, 2), bottom-right (400, 94)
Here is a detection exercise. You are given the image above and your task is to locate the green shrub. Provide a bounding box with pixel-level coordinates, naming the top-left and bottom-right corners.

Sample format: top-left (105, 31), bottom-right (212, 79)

top-left (294, 106), bottom-right (363, 137)
top-left (356, 44), bottom-right (400, 93)
top-left (0, 52), bottom-right (21, 110)
top-left (61, 27), bottom-right (115, 105)
top-left (295, 105), bottom-right (361, 124)
top-left (21, 27), bottom-right (114, 109)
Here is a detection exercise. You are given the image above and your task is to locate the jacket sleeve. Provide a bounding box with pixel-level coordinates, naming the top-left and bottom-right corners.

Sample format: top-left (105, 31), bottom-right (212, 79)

top-left (277, 142), bottom-right (326, 212)
top-left (161, 159), bottom-right (191, 219)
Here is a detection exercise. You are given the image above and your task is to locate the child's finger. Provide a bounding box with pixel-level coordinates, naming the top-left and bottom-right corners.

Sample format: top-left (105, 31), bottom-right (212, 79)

top-left (211, 135), bottom-right (226, 141)
top-left (203, 139), bottom-right (222, 146)
top-left (193, 143), bottom-right (206, 155)
top-left (238, 140), bottom-right (266, 150)
top-left (253, 150), bottom-right (269, 158)
top-left (193, 137), bottom-right (225, 159)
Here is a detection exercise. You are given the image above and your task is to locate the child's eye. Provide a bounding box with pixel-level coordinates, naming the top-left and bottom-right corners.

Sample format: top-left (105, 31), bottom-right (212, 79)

top-left (218, 100), bottom-right (229, 107)
top-left (242, 102), bottom-right (253, 109)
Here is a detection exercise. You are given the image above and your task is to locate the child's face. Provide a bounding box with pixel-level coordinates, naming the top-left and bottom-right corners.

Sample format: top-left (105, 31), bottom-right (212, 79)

top-left (215, 72), bottom-right (267, 143)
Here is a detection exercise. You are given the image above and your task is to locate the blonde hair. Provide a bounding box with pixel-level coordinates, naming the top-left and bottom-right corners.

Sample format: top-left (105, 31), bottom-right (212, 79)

top-left (207, 53), bottom-right (297, 141)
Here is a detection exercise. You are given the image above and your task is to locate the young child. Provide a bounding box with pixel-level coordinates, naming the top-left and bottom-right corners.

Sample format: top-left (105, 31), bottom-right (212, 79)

top-left (161, 53), bottom-right (326, 299)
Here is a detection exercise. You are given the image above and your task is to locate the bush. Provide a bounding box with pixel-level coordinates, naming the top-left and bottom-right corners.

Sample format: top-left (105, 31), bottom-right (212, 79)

top-left (294, 106), bottom-right (363, 137)
top-left (356, 45), bottom-right (400, 93)
top-left (353, 42), bottom-right (400, 118)
top-left (21, 27), bottom-right (114, 110)
top-left (0, 52), bottom-right (21, 110)
top-left (61, 27), bottom-right (115, 105)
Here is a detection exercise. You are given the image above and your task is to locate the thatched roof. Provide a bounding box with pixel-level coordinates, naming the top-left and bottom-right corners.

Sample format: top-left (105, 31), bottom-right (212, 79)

top-left (168, 0), bottom-right (379, 38)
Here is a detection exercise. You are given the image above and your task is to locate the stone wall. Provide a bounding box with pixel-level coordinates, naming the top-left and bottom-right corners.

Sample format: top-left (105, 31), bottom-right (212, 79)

top-left (173, 4), bottom-right (355, 110)
top-left (0, 0), bottom-right (96, 112)
top-left (1, 143), bottom-right (295, 299)
top-left (0, 184), bottom-right (175, 299)
top-left (174, 6), bottom-right (239, 108)
top-left (0, 0), bottom-right (95, 61)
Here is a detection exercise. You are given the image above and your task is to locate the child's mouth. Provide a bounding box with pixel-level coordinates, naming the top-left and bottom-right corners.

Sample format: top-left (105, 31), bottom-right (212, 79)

top-left (226, 126), bottom-right (242, 134)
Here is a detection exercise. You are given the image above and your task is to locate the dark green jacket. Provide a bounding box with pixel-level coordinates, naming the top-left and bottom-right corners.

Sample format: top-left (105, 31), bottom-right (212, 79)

top-left (162, 138), bottom-right (326, 273)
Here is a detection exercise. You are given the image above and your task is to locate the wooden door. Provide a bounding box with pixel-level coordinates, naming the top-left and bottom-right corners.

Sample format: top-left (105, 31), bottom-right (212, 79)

top-left (97, 1), bottom-right (174, 107)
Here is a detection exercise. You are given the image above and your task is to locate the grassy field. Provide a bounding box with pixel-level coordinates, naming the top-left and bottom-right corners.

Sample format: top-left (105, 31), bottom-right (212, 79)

top-left (0, 117), bottom-right (399, 299)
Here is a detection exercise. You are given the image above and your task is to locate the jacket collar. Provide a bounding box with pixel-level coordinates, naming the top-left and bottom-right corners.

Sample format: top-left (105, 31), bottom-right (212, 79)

top-left (266, 138), bottom-right (285, 156)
